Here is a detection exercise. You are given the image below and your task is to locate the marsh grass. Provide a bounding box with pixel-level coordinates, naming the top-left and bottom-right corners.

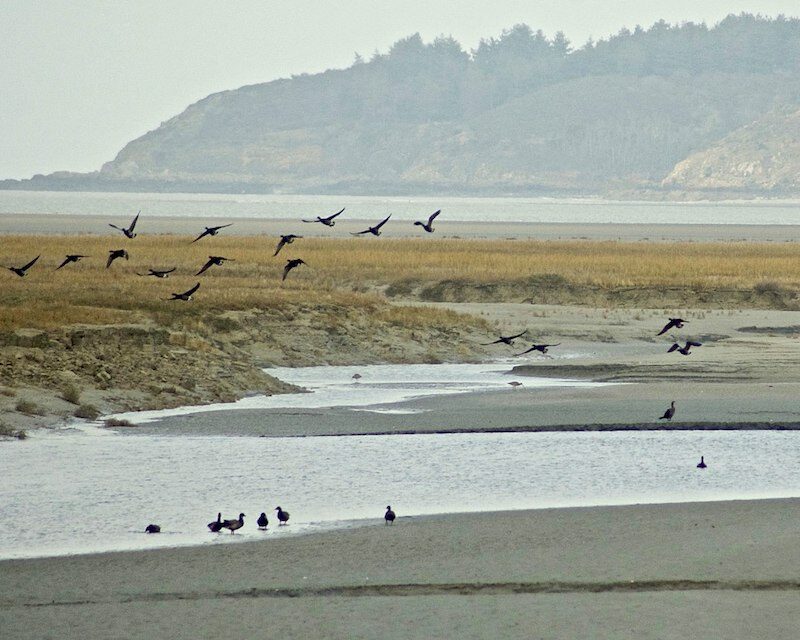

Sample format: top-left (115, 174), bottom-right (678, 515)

top-left (1, 234), bottom-right (799, 331)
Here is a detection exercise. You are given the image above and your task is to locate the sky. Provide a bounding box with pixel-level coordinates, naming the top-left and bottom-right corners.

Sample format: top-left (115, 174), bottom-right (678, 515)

top-left (2, 1), bottom-right (799, 180)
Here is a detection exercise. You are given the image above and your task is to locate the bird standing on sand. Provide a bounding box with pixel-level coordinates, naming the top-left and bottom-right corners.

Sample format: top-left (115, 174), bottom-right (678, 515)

top-left (109, 211), bottom-right (140, 239)
top-left (508, 381), bottom-right (523, 389)
top-left (659, 401), bottom-right (676, 421)
top-left (106, 249), bottom-right (129, 268)
top-left (414, 209), bottom-right (441, 233)
top-left (137, 267), bottom-right (176, 278)
top-left (168, 282), bottom-right (200, 301)
top-left (222, 513), bottom-right (245, 534)
top-left (668, 341), bottom-right (702, 356)
top-left (145, 524), bottom-right (161, 534)
top-left (302, 207), bottom-right (344, 226)
top-left (657, 318), bottom-right (687, 336)
top-left (282, 258), bottom-right (306, 281)
top-left (208, 513), bottom-right (223, 533)
top-left (275, 506), bottom-right (290, 525)
top-left (56, 254), bottom-right (88, 270)
top-left (191, 224), bottom-right (232, 243)
top-left (273, 234), bottom-right (302, 257)
top-left (515, 343), bottom-right (560, 356)
top-left (257, 512), bottom-right (269, 529)
top-left (352, 215), bottom-right (391, 237)
top-left (384, 506), bottom-right (396, 525)
top-left (6, 255), bottom-right (40, 277)
top-left (697, 456), bottom-right (707, 469)
top-left (481, 330), bottom-right (528, 346)
top-left (196, 256), bottom-right (233, 276)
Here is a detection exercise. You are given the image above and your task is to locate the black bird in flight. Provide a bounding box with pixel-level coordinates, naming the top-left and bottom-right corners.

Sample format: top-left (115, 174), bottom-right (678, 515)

top-left (106, 249), bottom-right (129, 268)
top-left (667, 340), bottom-right (702, 356)
top-left (481, 330), bottom-right (528, 346)
top-left (196, 256), bottom-right (233, 275)
top-left (659, 400), bottom-right (676, 421)
top-left (55, 255), bottom-right (87, 270)
top-left (137, 267), bottom-right (176, 278)
top-left (109, 210), bottom-right (140, 239)
top-left (414, 209), bottom-right (441, 233)
top-left (302, 207), bottom-right (344, 226)
top-left (282, 258), bottom-right (306, 281)
top-left (352, 214), bottom-right (391, 236)
top-left (191, 224), bottom-right (232, 243)
top-left (168, 282), bottom-right (200, 301)
top-left (515, 343), bottom-right (560, 356)
top-left (273, 234), bottom-right (302, 257)
top-left (6, 255), bottom-right (40, 277)
top-left (657, 318), bottom-right (687, 336)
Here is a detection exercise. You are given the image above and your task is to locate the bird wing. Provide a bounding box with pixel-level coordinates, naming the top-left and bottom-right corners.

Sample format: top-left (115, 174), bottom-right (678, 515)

top-left (375, 214), bottom-right (391, 229)
top-left (55, 257), bottom-right (69, 270)
top-left (281, 264), bottom-right (291, 280)
top-left (216, 223), bottom-right (233, 230)
top-left (508, 330), bottom-right (528, 340)
top-left (183, 282), bottom-right (201, 296)
top-left (106, 253), bottom-right (115, 268)
top-left (686, 341), bottom-right (703, 347)
top-left (351, 229), bottom-right (370, 235)
top-left (108, 223), bottom-right (123, 232)
top-left (191, 229), bottom-right (209, 243)
top-left (656, 321), bottom-right (674, 336)
top-left (196, 259), bottom-right (213, 275)
top-left (326, 207), bottom-right (345, 221)
top-left (428, 209), bottom-right (441, 224)
top-left (273, 238), bottom-right (287, 256)
top-left (480, 338), bottom-right (504, 345)
top-left (514, 347), bottom-right (535, 356)
top-left (129, 211), bottom-right (140, 231)
top-left (667, 343), bottom-right (680, 352)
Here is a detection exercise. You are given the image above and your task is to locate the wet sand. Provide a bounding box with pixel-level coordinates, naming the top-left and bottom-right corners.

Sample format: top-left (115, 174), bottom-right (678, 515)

top-left (2, 498), bottom-right (799, 639)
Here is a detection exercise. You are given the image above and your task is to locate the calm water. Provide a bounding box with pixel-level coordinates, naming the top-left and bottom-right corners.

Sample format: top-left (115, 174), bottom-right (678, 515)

top-left (2, 190), bottom-right (800, 224)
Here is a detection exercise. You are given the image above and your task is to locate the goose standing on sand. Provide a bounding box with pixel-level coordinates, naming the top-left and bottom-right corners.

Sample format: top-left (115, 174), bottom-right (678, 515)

top-left (208, 512), bottom-right (223, 533)
top-left (55, 254), bottom-right (88, 270)
top-left (191, 224), bottom-right (233, 243)
top-left (668, 341), bottom-right (702, 356)
top-left (515, 343), bottom-right (560, 356)
top-left (108, 211), bottom-right (140, 239)
top-left (257, 512), bottom-right (269, 529)
top-left (384, 506), bottom-right (396, 525)
top-left (282, 258), bottom-right (306, 281)
top-left (414, 209), bottom-right (440, 233)
top-left (352, 215), bottom-right (391, 237)
top-left (273, 234), bottom-right (302, 257)
top-left (657, 318), bottom-right (687, 336)
top-left (697, 456), bottom-right (707, 469)
top-left (196, 256), bottom-right (233, 276)
top-left (106, 249), bottom-right (129, 268)
top-left (137, 267), bottom-right (176, 278)
top-left (481, 330), bottom-right (528, 346)
top-left (275, 506), bottom-right (290, 525)
top-left (168, 282), bottom-right (200, 301)
top-left (6, 255), bottom-right (40, 277)
top-left (144, 524), bottom-right (161, 534)
top-left (222, 513), bottom-right (245, 534)
top-left (659, 401), bottom-right (676, 421)
top-left (302, 207), bottom-right (344, 226)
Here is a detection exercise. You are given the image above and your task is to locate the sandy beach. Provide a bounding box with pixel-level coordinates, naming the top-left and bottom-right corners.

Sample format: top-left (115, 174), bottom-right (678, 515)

top-left (2, 499), bottom-right (799, 639)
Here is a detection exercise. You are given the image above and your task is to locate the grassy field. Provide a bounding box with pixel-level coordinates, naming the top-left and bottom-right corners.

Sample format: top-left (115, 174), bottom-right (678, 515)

top-left (1, 235), bottom-right (799, 331)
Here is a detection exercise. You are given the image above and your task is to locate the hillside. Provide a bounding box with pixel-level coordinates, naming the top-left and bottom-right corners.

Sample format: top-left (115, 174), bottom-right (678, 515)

top-left (5, 14), bottom-right (800, 197)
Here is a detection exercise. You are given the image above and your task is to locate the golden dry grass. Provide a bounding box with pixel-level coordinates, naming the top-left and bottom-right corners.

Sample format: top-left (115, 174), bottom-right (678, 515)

top-left (0, 234), bottom-right (798, 330)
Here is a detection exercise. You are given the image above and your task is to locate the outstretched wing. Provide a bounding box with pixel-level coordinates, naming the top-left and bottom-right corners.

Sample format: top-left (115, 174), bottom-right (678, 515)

top-left (273, 238), bottom-right (288, 257)
top-left (507, 330), bottom-right (528, 340)
top-left (20, 255), bottom-right (40, 271)
top-left (182, 282), bottom-right (201, 297)
top-left (129, 210), bottom-right (140, 232)
top-left (656, 320), bottom-right (675, 336)
top-left (196, 259), bottom-right (213, 275)
top-left (667, 343), bottom-right (680, 353)
top-left (325, 207), bottom-right (345, 221)
top-left (351, 229), bottom-right (370, 236)
top-left (191, 229), bottom-right (210, 243)
top-left (514, 346), bottom-right (536, 356)
top-left (374, 214), bottom-right (392, 230)
top-left (427, 209), bottom-right (441, 225)
top-left (281, 263), bottom-right (292, 280)
top-left (55, 257), bottom-right (70, 270)
top-left (480, 338), bottom-right (505, 345)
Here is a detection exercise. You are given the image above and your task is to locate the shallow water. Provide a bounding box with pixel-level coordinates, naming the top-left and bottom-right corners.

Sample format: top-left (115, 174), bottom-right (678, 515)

top-left (1, 428), bottom-right (798, 560)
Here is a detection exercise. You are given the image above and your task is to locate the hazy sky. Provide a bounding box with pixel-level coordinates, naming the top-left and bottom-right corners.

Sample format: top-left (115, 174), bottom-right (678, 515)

top-left (2, 1), bottom-right (798, 179)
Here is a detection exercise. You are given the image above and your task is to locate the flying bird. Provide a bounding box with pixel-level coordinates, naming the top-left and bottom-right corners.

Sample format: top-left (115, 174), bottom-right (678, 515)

top-left (106, 249), bottom-right (129, 268)
top-left (6, 255), bottom-right (40, 277)
top-left (275, 506), bottom-right (290, 525)
top-left (109, 210), bottom-right (140, 239)
top-left (351, 214), bottom-right (391, 236)
top-left (384, 506), bottom-right (396, 525)
top-left (55, 254), bottom-right (88, 270)
top-left (273, 234), bottom-right (302, 257)
top-left (168, 282), bottom-right (200, 301)
top-left (137, 267), bottom-right (176, 278)
top-left (282, 258), bottom-right (306, 281)
top-left (481, 330), bottom-right (528, 346)
top-left (302, 207), bottom-right (344, 226)
top-left (667, 341), bottom-right (702, 356)
top-left (657, 318), bottom-right (687, 336)
top-left (659, 400), bottom-right (676, 421)
top-left (196, 256), bottom-right (233, 275)
top-left (515, 343), bottom-right (560, 356)
top-left (257, 512), bottom-right (269, 529)
top-left (191, 224), bottom-right (232, 243)
top-left (221, 513), bottom-right (245, 534)
top-left (414, 209), bottom-right (441, 233)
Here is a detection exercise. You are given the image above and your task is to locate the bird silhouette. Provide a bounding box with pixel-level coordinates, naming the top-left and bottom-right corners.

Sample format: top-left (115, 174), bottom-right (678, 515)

top-left (106, 249), bottom-right (129, 268)
top-left (384, 506), bottom-right (396, 525)
top-left (273, 234), bottom-right (302, 257)
top-left (275, 506), bottom-right (290, 525)
top-left (414, 209), bottom-right (441, 233)
top-left (144, 524), bottom-right (161, 534)
top-left (352, 373), bottom-right (362, 382)
top-left (302, 207), bottom-right (344, 226)
top-left (222, 513), bottom-right (245, 534)
top-left (257, 512), bottom-right (269, 529)
top-left (196, 256), bottom-right (233, 275)
top-left (207, 512), bottom-right (223, 533)
top-left (352, 215), bottom-right (391, 236)
top-left (6, 255), bottom-right (40, 277)
top-left (697, 456), bottom-right (707, 469)
top-left (508, 381), bottom-right (523, 389)
top-left (282, 258), bottom-right (306, 281)
top-left (108, 211), bottom-right (140, 238)
top-left (168, 282), bottom-right (200, 301)
top-left (137, 267), bottom-right (176, 278)
top-left (515, 343), bottom-right (560, 356)
top-left (667, 340), bottom-right (702, 355)
top-left (191, 224), bottom-right (232, 243)
top-left (659, 400), bottom-right (676, 421)
top-left (55, 255), bottom-right (88, 270)
top-left (481, 330), bottom-right (528, 346)
top-left (657, 318), bottom-right (687, 336)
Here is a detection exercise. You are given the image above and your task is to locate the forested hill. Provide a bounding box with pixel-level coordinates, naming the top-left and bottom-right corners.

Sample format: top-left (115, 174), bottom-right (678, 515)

top-left (10, 14), bottom-right (800, 197)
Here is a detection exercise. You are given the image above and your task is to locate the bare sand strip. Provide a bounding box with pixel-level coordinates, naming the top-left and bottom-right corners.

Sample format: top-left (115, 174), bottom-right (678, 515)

top-left (2, 498), bottom-right (799, 639)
